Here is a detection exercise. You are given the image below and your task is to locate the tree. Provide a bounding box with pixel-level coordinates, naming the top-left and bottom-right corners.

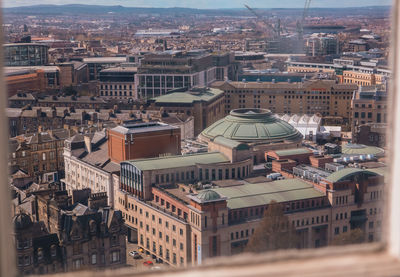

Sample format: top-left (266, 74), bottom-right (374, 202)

top-left (62, 85), bottom-right (77, 96)
top-left (331, 228), bottom-right (365, 246)
top-left (245, 201), bottom-right (299, 253)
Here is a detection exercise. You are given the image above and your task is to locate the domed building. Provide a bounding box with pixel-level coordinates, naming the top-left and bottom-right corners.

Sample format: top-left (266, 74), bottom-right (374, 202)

top-left (199, 108), bottom-right (303, 163)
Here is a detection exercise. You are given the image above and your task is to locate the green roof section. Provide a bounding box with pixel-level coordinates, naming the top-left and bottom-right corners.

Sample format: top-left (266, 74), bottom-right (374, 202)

top-left (213, 136), bottom-right (249, 150)
top-left (211, 179), bottom-right (324, 210)
top-left (342, 143), bottom-right (384, 156)
top-left (324, 168), bottom-right (380, 183)
top-left (151, 87), bottom-right (224, 104)
top-left (274, 148), bottom-right (312, 157)
top-left (125, 152), bottom-right (230, 171)
top-left (367, 167), bottom-right (388, 177)
top-left (200, 108), bottom-right (302, 143)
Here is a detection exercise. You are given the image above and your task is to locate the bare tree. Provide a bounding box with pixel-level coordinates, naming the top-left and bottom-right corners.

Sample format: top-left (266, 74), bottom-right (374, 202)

top-left (245, 201), bottom-right (299, 253)
top-left (331, 228), bottom-right (365, 246)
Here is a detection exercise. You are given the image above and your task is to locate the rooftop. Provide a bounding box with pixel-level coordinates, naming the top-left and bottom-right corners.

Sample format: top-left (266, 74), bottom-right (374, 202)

top-left (4, 43), bottom-right (49, 47)
top-left (83, 57), bottom-right (127, 63)
top-left (211, 179), bottom-right (325, 210)
top-left (212, 136), bottom-right (249, 150)
top-left (100, 66), bottom-right (137, 73)
top-left (342, 143), bottom-right (384, 156)
top-left (125, 152), bottom-right (230, 171)
top-left (274, 148), bottom-right (312, 157)
top-left (200, 108), bottom-right (303, 143)
top-left (188, 190), bottom-right (225, 203)
top-left (215, 79), bottom-right (358, 90)
top-left (110, 122), bottom-right (179, 135)
top-left (324, 168), bottom-right (381, 183)
top-left (151, 88), bottom-right (224, 104)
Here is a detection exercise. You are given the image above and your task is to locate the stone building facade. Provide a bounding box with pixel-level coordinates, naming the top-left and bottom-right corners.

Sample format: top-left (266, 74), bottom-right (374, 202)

top-left (32, 187), bottom-right (127, 272)
top-left (14, 213), bottom-right (64, 275)
top-left (212, 80), bottom-right (357, 120)
top-left (9, 129), bottom-right (70, 182)
top-left (148, 87), bottom-right (225, 136)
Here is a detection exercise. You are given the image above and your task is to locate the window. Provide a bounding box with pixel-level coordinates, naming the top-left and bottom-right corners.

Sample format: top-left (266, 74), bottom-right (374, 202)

top-left (369, 221), bottom-right (374, 229)
top-left (37, 248), bottom-right (43, 260)
top-left (173, 253), bottom-right (177, 264)
top-left (110, 251), bottom-right (120, 263)
top-left (17, 256), bottom-right (23, 266)
top-left (73, 258), bottom-right (83, 270)
top-left (51, 245), bottom-right (57, 257)
top-left (335, 227), bottom-right (340, 235)
top-left (91, 253), bottom-right (97, 265)
top-left (110, 234), bottom-right (118, 246)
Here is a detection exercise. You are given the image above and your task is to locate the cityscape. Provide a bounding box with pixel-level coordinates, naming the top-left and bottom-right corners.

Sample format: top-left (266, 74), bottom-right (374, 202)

top-left (4, 1), bottom-right (390, 275)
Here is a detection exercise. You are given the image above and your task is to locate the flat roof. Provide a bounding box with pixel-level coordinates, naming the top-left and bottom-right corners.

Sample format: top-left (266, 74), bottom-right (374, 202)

top-left (212, 179), bottom-right (325, 210)
top-left (273, 148), bottom-right (312, 157)
top-left (152, 88), bottom-right (223, 104)
top-left (83, 57), bottom-right (127, 63)
top-left (4, 43), bottom-right (49, 47)
top-left (111, 122), bottom-right (178, 135)
top-left (126, 152), bottom-right (230, 171)
top-left (5, 66), bottom-right (59, 73)
top-left (100, 66), bottom-right (137, 73)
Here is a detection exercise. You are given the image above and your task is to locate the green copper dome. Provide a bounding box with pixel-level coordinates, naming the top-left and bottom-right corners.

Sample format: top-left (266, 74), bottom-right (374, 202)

top-left (197, 190), bottom-right (221, 202)
top-left (200, 108), bottom-right (303, 143)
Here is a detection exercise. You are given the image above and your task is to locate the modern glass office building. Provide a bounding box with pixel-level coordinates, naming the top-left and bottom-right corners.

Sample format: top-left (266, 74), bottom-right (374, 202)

top-left (4, 43), bottom-right (49, 66)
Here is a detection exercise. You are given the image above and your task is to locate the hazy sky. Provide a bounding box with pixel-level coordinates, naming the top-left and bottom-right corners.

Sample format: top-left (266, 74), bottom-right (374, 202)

top-left (3, 0), bottom-right (392, 9)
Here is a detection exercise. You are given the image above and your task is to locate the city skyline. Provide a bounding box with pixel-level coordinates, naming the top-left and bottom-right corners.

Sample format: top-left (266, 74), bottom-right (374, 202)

top-left (3, 0), bottom-right (392, 9)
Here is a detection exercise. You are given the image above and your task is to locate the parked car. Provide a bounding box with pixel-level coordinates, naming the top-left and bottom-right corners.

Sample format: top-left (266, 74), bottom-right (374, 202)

top-left (143, 261), bottom-right (154, 266)
top-left (129, 251), bottom-right (141, 259)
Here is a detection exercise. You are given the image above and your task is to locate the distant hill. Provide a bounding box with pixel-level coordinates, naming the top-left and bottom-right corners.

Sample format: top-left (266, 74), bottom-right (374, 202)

top-left (3, 4), bottom-right (391, 16)
top-left (3, 4), bottom-right (239, 15)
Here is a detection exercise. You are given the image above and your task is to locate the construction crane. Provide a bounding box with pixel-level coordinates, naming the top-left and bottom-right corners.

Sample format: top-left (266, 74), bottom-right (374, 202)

top-left (244, 4), bottom-right (280, 38)
top-left (297, 0), bottom-right (312, 40)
